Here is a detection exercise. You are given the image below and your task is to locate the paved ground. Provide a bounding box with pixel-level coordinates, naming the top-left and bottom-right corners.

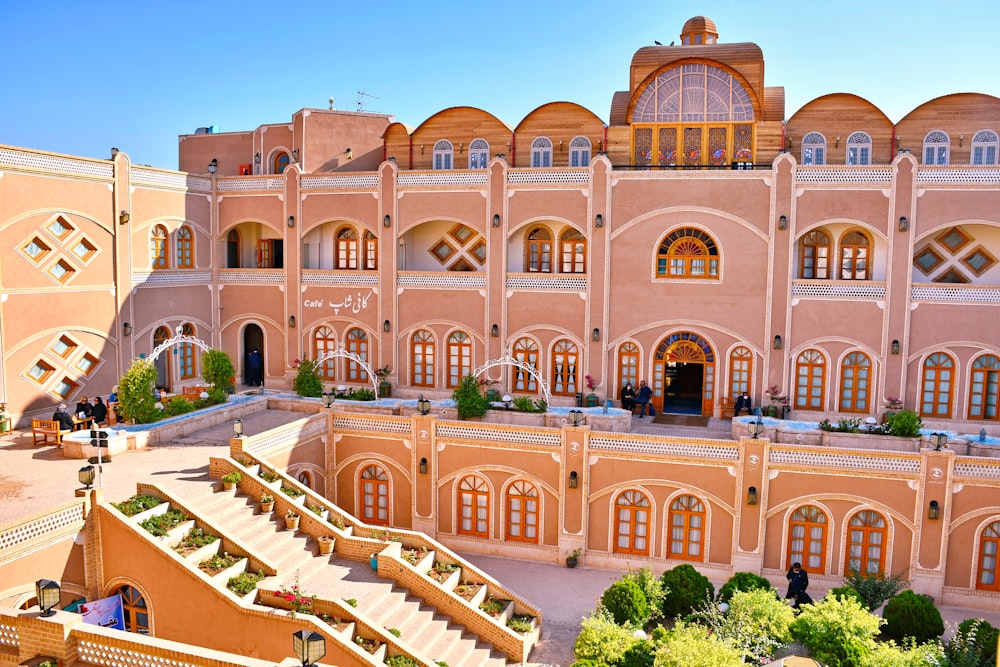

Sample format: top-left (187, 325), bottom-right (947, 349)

top-left (2, 409), bottom-right (998, 667)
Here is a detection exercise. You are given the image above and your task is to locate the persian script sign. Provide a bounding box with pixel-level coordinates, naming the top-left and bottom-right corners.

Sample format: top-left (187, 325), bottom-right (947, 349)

top-left (304, 290), bottom-right (373, 315)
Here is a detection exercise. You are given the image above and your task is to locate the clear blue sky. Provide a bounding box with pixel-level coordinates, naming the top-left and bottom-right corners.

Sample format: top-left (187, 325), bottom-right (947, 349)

top-left (3, 0), bottom-right (998, 170)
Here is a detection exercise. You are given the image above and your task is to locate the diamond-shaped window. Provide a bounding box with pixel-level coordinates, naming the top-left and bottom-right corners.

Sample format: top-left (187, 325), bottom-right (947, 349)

top-left (449, 224), bottom-right (475, 246)
top-left (934, 268), bottom-right (970, 283)
top-left (935, 226), bottom-right (971, 254)
top-left (51, 335), bottom-right (78, 359)
top-left (430, 239), bottom-right (456, 264)
top-left (53, 377), bottom-right (79, 399)
top-left (48, 259), bottom-right (75, 283)
top-left (27, 360), bottom-right (55, 385)
top-left (46, 217), bottom-right (74, 243)
top-left (72, 238), bottom-right (98, 263)
top-left (470, 239), bottom-right (488, 265)
top-left (76, 352), bottom-right (99, 375)
top-left (448, 257), bottom-right (476, 272)
top-left (913, 246), bottom-right (944, 275)
top-left (960, 245), bottom-right (997, 276)
top-left (22, 237), bottom-right (52, 264)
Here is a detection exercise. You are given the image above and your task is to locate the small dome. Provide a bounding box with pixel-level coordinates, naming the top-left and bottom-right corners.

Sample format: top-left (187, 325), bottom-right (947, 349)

top-left (680, 16), bottom-right (718, 45)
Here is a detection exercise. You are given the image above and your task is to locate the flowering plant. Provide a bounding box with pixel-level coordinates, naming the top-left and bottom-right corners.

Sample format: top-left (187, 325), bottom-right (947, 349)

top-left (765, 385), bottom-right (789, 406)
top-left (585, 375), bottom-right (596, 392)
top-left (885, 397), bottom-right (904, 410)
top-left (275, 578), bottom-right (315, 615)
top-left (374, 365), bottom-right (391, 381)
top-left (477, 376), bottom-right (499, 387)
top-left (0, 402), bottom-right (6, 413)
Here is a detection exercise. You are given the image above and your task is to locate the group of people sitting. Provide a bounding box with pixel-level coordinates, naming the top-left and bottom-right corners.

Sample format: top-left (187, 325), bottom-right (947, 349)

top-left (52, 389), bottom-right (119, 431)
top-left (620, 381), bottom-right (656, 417)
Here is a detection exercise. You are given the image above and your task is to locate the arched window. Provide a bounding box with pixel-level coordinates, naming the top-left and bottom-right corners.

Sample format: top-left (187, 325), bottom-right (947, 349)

top-left (458, 475), bottom-right (489, 537)
top-left (795, 349), bottom-right (826, 410)
top-left (788, 505), bottom-right (827, 573)
top-left (113, 584), bottom-right (150, 634)
top-left (433, 140), bottom-right (453, 170)
top-left (506, 480), bottom-right (538, 543)
top-left (447, 331), bottom-right (471, 389)
top-left (176, 226), bottom-right (193, 268)
top-left (179, 323), bottom-right (196, 380)
top-left (364, 231), bottom-right (378, 270)
top-left (551, 339), bottom-right (578, 396)
top-left (968, 354), bottom-right (1000, 420)
top-left (977, 520), bottom-right (1000, 591)
top-left (150, 225), bottom-right (168, 269)
top-left (411, 329), bottom-right (435, 388)
top-left (360, 464), bottom-right (389, 526)
top-left (839, 230), bottom-right (871, 280)
top-left (971, 130), bottom-right (999, 165)
top-left (153, 327), bottom-right (170, 347)
top-left (513, 338), bottom-right (538, 393)
top-left (226, 229), bottom-right (240, 268)
top-left (345, 328), bottom-right (368, 382)
top-left (846, 132), bottom-right (872, 166)
top-left (614, 490), bottom-right (650, 556)
top-left (525, 227), bottom-right (553, 273)
top-left (632, 64), bottom-right (754, 124)
top-left (560, 228), bottom-right (586, 273)
top-left (656, 228), bottom-right (719, 279)
top-left (336, 227), bottom-right (358, 269)
top-left (846, 510), bottom-right (887, 575)
top-left (669, 495), bottom-right (706, 561)
top-left (839, 351), bottom-right (871, 413)
top-left (569, 136), bottom-right (591, 167)
top-left (728, 346), bottom-right (752, 398)
top-left (314, 326), bottom-right (337, 380)
top-left (799, 229), bottom-right (831, 279)
top-left (801, 132), bottom-right (826, 165)
top-left (618, 342), bottom-right (639, 390)
top-left (923, 131), bottom-right (950, 165)
top-left (469, 138), bottom-right (489, 169)
top-left (531, 137), bottom-right (553, 167)
top-left (273, 152), bottom-right (290, 174)
top-left (920, 352), bottom-right (954, 418)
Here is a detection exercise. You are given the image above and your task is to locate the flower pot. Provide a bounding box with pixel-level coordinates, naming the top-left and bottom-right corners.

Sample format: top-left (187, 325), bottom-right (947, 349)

top-left (222, 481), bottom-right (236, 491)
top-left (259, 501), bottom-right (274, 514)
top-left (318, 536), bottom-right (335, 555)
top-left (284, 515), bottom-right (300, 531)
top-left (565, 556), bottom-right (578, 568)
top-left (585, 394), bottom-right (599, 407)
top-left (764, 405), bottom-right (779, 418)
top-left (378, 382), bottom-right (391, 398)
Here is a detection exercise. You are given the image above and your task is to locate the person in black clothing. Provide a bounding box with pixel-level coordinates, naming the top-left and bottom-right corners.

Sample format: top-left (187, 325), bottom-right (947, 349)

top-left (91, 396), bottom-right (108, 425)
top-left (621, 383), bottom-right (636, 411)
top-left (634, 380), bottom-right (655, 417)
top-left (52, 403), bottom-right (75, 431)
top-left (74, 397), bottom-right (93, 419)
top-left (786, 562), bottom-right (809, 606)
top-left (247, 349), bottom-right (263, 386)
top-left (735, 391), bottom-right (753, 416)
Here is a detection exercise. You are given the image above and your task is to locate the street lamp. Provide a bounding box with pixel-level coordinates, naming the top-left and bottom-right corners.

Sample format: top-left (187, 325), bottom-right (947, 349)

top-left (233, 419), bottom-right (244, 437)
top-left (35, 579), bottom-right (60, 617)
top-left (747, 418), bottom-right (764, 438)
top-left (568, 409), bottom-right (584, 426)
top-left (292, 630), bottom-right (326, 667)
top-left (417, 395), bottom-right (431, 415)
top-left (78, 465), bottom-right (95, 489)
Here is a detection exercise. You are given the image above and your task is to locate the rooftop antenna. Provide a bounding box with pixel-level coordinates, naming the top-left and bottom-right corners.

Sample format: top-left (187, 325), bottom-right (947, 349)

top-left (356, 90), bottom-right (379, 112)
top-left (328, 97), bottom-right (334, 110)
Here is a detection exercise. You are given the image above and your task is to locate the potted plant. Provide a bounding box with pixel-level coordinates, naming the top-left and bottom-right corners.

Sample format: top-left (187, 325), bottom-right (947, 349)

top-left (584, 376), bottom-right (599, 407)
top-left (259, 494), bottom-right (275, 513)
top-left (317, 535), bottom-right (335, 555)
top-left (375, 365), bottom-right (392, 398)
top-left (565, 548), bottom-right (581, 568)
top-left (221, 471), bottom-right (241, 491)
top-left (0, 401), bottom-right (9, 433)
top-left (764, 385), bottom-right (788, 418)
top-left (884, 396), bottom-right (904, 420)
top-left (285, 509), bottom-right (300, 530)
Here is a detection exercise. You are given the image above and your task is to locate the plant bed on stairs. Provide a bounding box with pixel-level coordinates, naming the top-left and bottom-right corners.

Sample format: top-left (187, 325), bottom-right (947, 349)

top-left (453, 581), bottom-right (483, 603)
top-left (172, 527), bottom-right (218, 557)
top-left (198, 551), bottom-right (245, 576)
top-left (427, 561), bottom-right (459, 584)
top-left (227, 570), bottom-right (265, 597)
top-left (139, 509), bottom-right (190, 537)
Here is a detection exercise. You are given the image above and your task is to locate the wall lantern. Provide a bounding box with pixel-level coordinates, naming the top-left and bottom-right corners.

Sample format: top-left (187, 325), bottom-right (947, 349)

top-left (568, 409), bottom-right (584, 427)
top-left (931, 432), bottom-right (948, 451)
top-left (746, 486), bottom-right (758, 506)
top-left (773, 335), bottom-right (782, 350)
top-left (291, 149), bottom-right (299, 162)
top-left (78, 465), bottom-right (95, 489)
top-left (747, 418), bottom-right (764, 438)
top-left (417, 395), bottom-right (431, 415)
top-left (568, 471), bottom-right (579, 488)
top-left (123, 322), bottom-right (132, 337)
top-left (592, 328), bottom-right (600, 342)
top-left (898, 216), bottom-right (908, 232)
top-left (345, 147), bottom-right (353, 160)
top-left (502, 394), bottom-right (513, 409)
top-left (928, 500), bottom-right (940, 520)
top-left (254, 152), bottom-right (261, 165)
top-left (35, 579), bottom-right (61, 617)
top-left (288, 316), bottom-right (296, 328)
top-left (491, 324), bottom-right (499, 338)
top-left (419, 457), bottom-right (428, 474)
top-left (492, 214), bottom-right (501, 228)
top-left (208, 158), bottom-right (218, 174)
top-left (287, 216), bottom-right (295, 228)
top-left (778, 215), bottom-right (787, 230)
top-left (292, 630), bottom-right (326, 667)
top-left (119, 210), bottom-right (130, 225)
top-left (891, 339), bottom-right (900, 355)
top-left (233, 419), bottom-right (243, 437)
top-left (383, 214), bottom-right (391, 228)
top-left (595, 214), bottom-right (603, 228)
top-left (322, 391), bottom-right (333, 408)
top-left (383, 319), bottom-right (391, 333)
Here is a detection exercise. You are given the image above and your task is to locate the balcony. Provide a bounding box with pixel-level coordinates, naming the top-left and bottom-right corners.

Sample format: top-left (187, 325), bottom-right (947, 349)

top-left (506, 273), bottom-right (588, 292)
top-left (790, 280), bottom-right (886, 300)
top-left (911, 283), bottom-right (1000, 304)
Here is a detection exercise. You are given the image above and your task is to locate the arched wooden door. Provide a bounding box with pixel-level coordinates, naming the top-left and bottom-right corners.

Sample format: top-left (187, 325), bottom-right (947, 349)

top-left (653, 332), bottom-right (715, 416)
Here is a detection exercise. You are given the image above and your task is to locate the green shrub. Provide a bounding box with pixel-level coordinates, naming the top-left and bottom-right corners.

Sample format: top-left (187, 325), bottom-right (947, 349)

top-left (713, 588), bottom-right (795, 663)
top-left (947, 618), bottom-right (999, 667)
top-left (882, 590), bottom-right (943, 643)
top-left (293, 359), bottom-right (323, 397)
top-left (510, 395), bottom-right (546, 413)
top-left (452, 374), bottom-right (490, 419)
top-left (506, 614), bottom-right (534, 633)
top-left (385, 657), bottom-right (418, 667)
top-left (112, 494), bottom-right (163, 516)
top-left (622, 567), bottom-right (665, 623)
top-left (386, 627), bottom-right (401, 637)
top-left (139, 509), bottom-right (188, 536)
top-left (227, 570), bottom-right (265, 596)
top-left (659, 564), bottom-right (714, 619)
top-left (885, 410), bottom-right (922, 438)
top-left (573, 608), bottom-right (641, 666)
top-left (340, 387), bottom-right (376, 401)
top-left (716, 571), bottom-right (773, 603)
top-left (118, 357), bottom-right (159, 424)
top-left (621, 639), bottom-right (655, 667)
top-left (791, 595), bottom-right (881, 667)
top-left (163, 396), bottom-right (195, 416)
top-left (173, 527), bottom-right (218, 554)
top-left (221, 471), bottom-right (241, 485)
top-left (601, 578), bottom-right (649, 626)
top-left (843, 570), bottom-right (907, 611)
top-left (863, 639), bottom-right (946, 667)
top-left (653, 621), bottom-right (744, 667)
top-left (201, 349), bottom-right (235, 394)
top-left (826, 585), bottom-right (866, 606)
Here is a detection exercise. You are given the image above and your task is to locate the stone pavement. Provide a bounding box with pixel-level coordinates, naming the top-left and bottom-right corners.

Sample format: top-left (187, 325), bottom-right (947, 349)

top-left (2, 411), bottom-right (999, 667)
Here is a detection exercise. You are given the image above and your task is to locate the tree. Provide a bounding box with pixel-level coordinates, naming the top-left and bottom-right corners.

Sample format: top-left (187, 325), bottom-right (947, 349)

top-left (117, 358), bottom-right (159, 424)
top-left (715, 588), bottom-right (795, 663)
top-left (452, 374), bottom-right (490, 420)
top-left (791, 595), bottom-right (882, 667)
top-left (601, 578), bottom-right (649, 626)
top-left (201, 349), bottom-right (235, 402)
top-left (882, 591), bottom-right (944, 644)
top-left (659, 564), bottom-right (714, 619)
top-left (292, 358), bottom-right (323, 398)
top-left (843, 570), bottom-right (908, 611)
top-left (573, 608), bottom-right (641, 666)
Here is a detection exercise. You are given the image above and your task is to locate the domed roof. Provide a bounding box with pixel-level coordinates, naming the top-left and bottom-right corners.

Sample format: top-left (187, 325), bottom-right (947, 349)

top-left (682, 16), bottom-right (718, 37)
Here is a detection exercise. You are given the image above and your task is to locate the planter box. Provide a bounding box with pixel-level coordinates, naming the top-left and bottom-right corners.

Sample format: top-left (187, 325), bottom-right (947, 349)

top-left (775, 429), bottom-right (823, 447)
top-left (821, 430), bottom-right (921, 451)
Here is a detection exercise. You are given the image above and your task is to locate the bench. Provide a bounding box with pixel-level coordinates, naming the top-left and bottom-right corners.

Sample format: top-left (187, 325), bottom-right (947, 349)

top-left (32, 419), bottom-right (72, 447)
top-left (721, 396), bottom-right (737, 419)
top-left (181, 385), bottom-right (207, 401)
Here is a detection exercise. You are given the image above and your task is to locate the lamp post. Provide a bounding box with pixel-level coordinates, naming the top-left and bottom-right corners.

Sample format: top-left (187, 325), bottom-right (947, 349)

top-left (35, 579), bottom-right (60, 617)
top-left (78, 465), bottom-right (95, 489)
top-left (747, 418), bottom-right (764, 438)
top-left (233, 419), bottom-right (244, 437)
top-left (416, 395), bottom-right (431, 415)
top-left (322, 391), bottom-right (333, 408)
top-left (568, 409), bottom-right (584, 427)
top-left (292, 630), bottom-right (326, 667)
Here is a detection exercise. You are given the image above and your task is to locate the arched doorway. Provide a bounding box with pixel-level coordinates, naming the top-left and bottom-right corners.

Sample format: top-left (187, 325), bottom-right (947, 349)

top-left (654, 332), bottom-right (715, 416)
top-left (243, 324), bottom-right (264, 386)
top-left (152, 326), bottom-right (171, 392)
top-left (226, 229), bottom-right (240, 268)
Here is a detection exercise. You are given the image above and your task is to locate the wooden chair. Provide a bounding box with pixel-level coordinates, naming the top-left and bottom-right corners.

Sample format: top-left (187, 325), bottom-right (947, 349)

top-left (721, 396), bottom-right (737, 419)
top-left (32, 419), bottom-right (71, 447)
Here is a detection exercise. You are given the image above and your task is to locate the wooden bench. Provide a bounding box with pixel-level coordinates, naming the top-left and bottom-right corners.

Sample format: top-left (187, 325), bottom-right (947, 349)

top-left (721, 396), bottom-right (737, 419)
top-left (181, 385), bottom-right (207, 401)
top-left (32, 419), bottom-right (72, 447)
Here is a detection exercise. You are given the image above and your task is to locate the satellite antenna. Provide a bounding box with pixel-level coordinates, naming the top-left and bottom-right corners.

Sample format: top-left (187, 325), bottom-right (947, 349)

top-left (329, 97), bottom-right (334, 110)
top-left (357, 90), bottom-right (379, 112)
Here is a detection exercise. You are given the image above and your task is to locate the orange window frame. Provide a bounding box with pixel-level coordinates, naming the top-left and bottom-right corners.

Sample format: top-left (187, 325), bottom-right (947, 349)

top-left (411, 330), bottom-right (435, 388)
top-left (845, 510), bottom-right (887, 575)
top-left (920, 352), bottom-right (954, 418)
top-left (787, 505), bottom-right (827, 573)
top-left (618, 342), bottom-right (639, 389)
top-left (458, 476), bottom-right (490, 537)
top-left (176, 227), bottom-right (193, 268)
top-left (447, 332), bottom-right (471, 389)
top-left (151, 226), bottom-right (168, 268)
top-left (839, 351), bottom-right (871, 413)
top-left (799, 230), bottom-right (831, 279)
top-left (669, 495), bottom-right (706, 561)
top-left (613, 490), bottom-right (651, 556)
top-left (506, 481), bottom-right (539, 544)
top-left (314, 326), bottom-right (337, 380)
top-left (977, 521), bottom-right (1000, 591)
top-left (728, 346), bottom-right (752, 398)
top-left (795, 350), bottom-right (826, 410)
top-left (360, 464), bottom-right (389, 526)
top-left (525, 228), bottom-right (552, 273)
top-left (512, 338), bottom-right (538, 393)
top-left (551, 339), bottom-right (578, 396)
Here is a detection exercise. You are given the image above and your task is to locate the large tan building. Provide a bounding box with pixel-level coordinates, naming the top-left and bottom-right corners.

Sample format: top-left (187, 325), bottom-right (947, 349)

top-left (2, 16), bottom-right (1000, 651)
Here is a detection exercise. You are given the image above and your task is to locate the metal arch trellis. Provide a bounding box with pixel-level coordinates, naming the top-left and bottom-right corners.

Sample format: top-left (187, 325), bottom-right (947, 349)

top-left (147, 325), bottom-right (212, 362)
top-left (473, 349), bottom-right (552, 407)
top-left (314, 345), bottom-right (379, 395)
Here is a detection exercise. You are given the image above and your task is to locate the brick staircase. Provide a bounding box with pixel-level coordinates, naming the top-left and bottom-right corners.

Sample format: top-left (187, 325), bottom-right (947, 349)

top-left (150, 471), bottom-right (513, 666)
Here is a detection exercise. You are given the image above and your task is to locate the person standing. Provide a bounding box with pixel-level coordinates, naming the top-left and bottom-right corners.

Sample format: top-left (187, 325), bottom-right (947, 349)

top-left (247, 349), bottom-right (263, 387)
top-left (786, 562), bottom-right (809, 605)
top-left (634, 380), bottom-right (655, 417)
top-left (734, 391), bottom-right (753, 416)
